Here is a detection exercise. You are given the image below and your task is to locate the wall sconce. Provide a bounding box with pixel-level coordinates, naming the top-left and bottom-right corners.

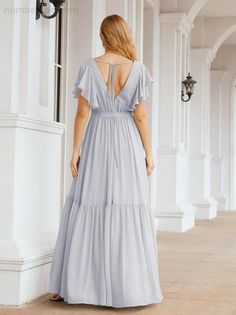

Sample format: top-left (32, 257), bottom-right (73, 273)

top-left (181, 73), bottom-right (197, 102)
top-left (36, 0), bottom-right (65, 20)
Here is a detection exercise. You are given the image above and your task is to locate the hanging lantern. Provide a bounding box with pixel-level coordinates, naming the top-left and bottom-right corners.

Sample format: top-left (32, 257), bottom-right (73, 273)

top-left (181, 73), bottom-right (197, 102)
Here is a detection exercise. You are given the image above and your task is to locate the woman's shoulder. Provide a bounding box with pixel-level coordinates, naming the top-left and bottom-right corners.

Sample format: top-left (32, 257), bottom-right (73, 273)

top-left (133, 60), bottom-right (148, 73)
top-left (135, 60), bottom-right (149, 70)
top-left (134, 60), bottom-right (153, 79)
top-left (79, 57), bottom-right (92, 68)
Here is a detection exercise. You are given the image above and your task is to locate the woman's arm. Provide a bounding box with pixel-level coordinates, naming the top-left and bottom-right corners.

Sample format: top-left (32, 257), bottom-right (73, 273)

top-left (70, 94), bottom-right (90, 178)
top-left (133, 101), bottom-right (155, 176)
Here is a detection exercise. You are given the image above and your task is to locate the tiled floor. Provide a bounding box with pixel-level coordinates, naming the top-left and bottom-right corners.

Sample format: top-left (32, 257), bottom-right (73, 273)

top-left (1, 211), bottom-right (236, 315)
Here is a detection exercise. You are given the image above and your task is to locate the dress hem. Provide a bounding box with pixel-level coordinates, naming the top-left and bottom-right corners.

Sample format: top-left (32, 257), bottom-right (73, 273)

top-left (49, 293), bottom-right (164, 308)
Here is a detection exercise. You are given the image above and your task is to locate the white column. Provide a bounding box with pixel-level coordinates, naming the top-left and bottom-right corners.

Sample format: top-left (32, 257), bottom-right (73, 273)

top-left (210, 71), bottom-right (228, 210)
top-left (92, 0), bottom-right (106, 56)
top-left (0, 0), bottom-right (65, 305)
top-left (156, 13), bottom-right (196, 232)
top-left (230, 76), bottom-right (236, 210)
top-left (189, 49), bottom-right (218, 219)
top-left (106, 0), bottom-right (128, 18)
top-left (143, 1), bottom-right (160, 230)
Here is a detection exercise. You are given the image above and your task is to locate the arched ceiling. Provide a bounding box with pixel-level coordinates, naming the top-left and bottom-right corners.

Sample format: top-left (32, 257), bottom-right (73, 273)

top-left (160, 0), bottom-right (208, 21)
top-left (197, 0), bottom-right (236, 17)
top-left (224, 32), bottom-right (236, 45)
top-left (160, 0), bottom-right (236, 53)
top-left (195, 0), bottom-right (236, 47)
top-left (191, 0), bottom-right (236, 53)
top-left (160, 0), bottom-right (197, 14)
top-left (212, 23), bottom-right (236, 54)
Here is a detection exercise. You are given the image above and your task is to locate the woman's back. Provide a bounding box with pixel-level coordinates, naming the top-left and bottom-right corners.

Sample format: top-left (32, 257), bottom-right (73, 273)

top-left (72, 56), bottom-right (154, 113)
top-left (93, 57), bottom-right (134, 101)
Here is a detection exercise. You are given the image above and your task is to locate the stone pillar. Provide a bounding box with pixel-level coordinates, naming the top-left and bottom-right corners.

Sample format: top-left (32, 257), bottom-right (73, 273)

top-left (156, 13), bottom-right (196, 232)
top-left (189, 48), bottom-right (218, 219)
top-left (210, 70), bottom-right (228, 210)
top-left (0, 0), bottom-right (65, 305)
top-left (92, 0), bottom-right (106, 55)
top-left (106, 0), bottom-right (128, 18)
top-left (230, 76), bottom-right (236, 210)
top-left (143, 1), bottom-right (160, 230)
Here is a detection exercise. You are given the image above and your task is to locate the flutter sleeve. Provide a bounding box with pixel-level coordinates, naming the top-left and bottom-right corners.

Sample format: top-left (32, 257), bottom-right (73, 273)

top-left (72, 59), bottom-right (99, 109)
top-left (129, 63), bottom-right (154, 111)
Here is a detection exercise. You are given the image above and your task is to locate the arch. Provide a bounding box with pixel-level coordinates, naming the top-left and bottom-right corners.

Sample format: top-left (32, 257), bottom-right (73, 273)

top-left (212, 24), bottom-right (236, 56)
top-left (188, 0), bottom-right (208, 23)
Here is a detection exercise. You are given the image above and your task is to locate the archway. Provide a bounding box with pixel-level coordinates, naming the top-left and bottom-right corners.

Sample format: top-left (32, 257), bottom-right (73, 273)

top-left (212, 24), bottom-right (236, 58)
top-left (188, 0), bottom-right (208, 23)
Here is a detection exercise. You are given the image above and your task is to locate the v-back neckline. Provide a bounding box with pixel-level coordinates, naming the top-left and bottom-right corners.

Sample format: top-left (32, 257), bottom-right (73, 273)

top-left (90, 57), bottom-right (136, 102)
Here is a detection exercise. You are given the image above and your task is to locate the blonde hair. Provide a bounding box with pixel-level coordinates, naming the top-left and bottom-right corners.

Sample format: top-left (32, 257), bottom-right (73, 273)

top-left (100, 14), bottom-right (137, 61)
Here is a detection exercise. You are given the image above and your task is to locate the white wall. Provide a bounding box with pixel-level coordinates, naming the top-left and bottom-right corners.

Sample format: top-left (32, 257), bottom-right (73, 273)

top-left (1, 0), bottom-right (236, 306)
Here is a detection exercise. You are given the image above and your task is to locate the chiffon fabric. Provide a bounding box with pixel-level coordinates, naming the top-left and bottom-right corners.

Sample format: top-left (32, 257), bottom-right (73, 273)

top-left (48, 57), bottom-right (163, 308)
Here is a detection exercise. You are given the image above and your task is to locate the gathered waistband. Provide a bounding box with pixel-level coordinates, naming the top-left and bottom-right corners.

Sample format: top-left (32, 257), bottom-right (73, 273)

top-left (91, 111), bottom-right (133, 118)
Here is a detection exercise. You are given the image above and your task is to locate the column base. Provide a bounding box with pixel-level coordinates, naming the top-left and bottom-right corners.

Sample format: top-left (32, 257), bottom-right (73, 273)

top-left (194, 196), bottom-right (218, 219)
top-left (0, 236), bottom-right (55, 305)
top-left (0, 114), bottom-right (64, 305)
top-left (214, 195), bottom-right (228, 211)
top-left (155, 202), bottom-right (196, 232)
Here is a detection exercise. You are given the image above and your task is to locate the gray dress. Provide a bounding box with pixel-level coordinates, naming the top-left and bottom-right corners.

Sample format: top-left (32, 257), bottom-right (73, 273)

top-left (48, 57), bottom-right (163, 308)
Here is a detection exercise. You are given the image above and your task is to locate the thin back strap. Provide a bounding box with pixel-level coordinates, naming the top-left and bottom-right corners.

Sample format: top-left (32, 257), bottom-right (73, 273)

top-left (93, 59), bottom-right (133, 65)
top-left (93, 58), bottom-right (133, 100)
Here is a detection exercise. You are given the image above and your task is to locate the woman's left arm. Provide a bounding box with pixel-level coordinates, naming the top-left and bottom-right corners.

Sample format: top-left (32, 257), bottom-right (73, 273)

top-left (70, 94), bottom-right (90, 178)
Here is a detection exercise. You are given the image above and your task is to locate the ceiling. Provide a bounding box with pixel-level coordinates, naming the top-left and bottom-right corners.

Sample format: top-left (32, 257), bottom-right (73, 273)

top-left (199, 0), bottom-right (236, 17)
top-left (223, 31), bottom-right (236, 45)
top-left (158, 0), bottom-right (236, 46)
top-left (200, 0), bottom-right (236, 45)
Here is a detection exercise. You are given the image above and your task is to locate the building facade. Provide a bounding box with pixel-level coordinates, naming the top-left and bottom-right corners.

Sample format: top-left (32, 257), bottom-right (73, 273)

top-left (0, 0), bottom-right (236, 306)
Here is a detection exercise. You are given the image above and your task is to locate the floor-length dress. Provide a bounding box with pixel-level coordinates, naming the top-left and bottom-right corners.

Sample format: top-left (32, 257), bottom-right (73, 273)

top-left (48, 57), bottom-right (163, 308)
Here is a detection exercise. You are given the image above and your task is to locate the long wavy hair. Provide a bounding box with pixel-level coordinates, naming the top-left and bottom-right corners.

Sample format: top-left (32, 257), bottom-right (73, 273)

top-left (99, 14), bottom-right (137, 61)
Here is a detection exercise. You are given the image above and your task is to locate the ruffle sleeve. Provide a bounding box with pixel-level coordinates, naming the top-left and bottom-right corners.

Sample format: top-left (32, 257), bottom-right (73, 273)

top-left (72, 59), bottom-right (99, 109)
top-left (128, 63), bottom-right (154, 111)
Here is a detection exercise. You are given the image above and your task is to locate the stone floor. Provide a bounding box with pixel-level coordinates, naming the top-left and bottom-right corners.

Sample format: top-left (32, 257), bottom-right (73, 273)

top-left (1, 211), bottom-right (236, 315)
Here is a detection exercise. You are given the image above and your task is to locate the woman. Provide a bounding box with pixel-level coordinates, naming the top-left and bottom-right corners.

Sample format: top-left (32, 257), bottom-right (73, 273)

top-left (49, 14), bottom-right (163, 308)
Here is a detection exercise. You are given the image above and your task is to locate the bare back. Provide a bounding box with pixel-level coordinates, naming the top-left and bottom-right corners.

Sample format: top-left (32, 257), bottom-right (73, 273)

top-left (93, 57), bottom-right (134, 101)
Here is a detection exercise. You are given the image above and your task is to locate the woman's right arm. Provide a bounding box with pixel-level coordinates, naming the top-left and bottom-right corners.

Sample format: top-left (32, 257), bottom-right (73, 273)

top-left (133, 100), bottom-right (155, 176)
top-left (70, 94), bottom-right (90, 178)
